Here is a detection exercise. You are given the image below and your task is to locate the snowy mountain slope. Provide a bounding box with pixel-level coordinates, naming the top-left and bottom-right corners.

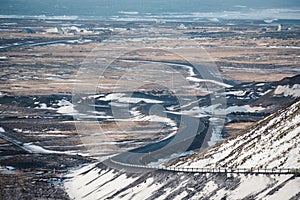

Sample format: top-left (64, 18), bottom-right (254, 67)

top-left (65, 163), bottom-right (300, 200)
top-left (174, 99), bottom-right (300, 169)
top-left (64, 99), bottom-right (300, 200)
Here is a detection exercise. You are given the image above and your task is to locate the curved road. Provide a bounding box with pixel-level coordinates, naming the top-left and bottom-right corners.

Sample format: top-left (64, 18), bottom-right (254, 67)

top-left (107, 113), bottom-right (210, 168)
top-left (104, 58), bottom-right (215, 169)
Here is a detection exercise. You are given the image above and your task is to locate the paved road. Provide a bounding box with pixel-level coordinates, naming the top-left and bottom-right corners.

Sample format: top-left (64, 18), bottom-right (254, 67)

top-left (106, 58), bottom-right (214, 168)
top-left (109, 114), bottom-right (208, 167)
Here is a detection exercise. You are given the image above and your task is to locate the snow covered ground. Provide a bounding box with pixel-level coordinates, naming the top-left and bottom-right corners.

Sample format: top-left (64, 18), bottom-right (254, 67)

top-left (64, 163), bottom-right (299, 200)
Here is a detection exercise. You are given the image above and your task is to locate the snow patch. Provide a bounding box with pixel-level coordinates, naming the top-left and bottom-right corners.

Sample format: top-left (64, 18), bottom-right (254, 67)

top-left (99, 93), bottom-right (125, 101)
top-left (100, 93), bottom-right (163, 104)
top-left (57, 100), bottom-right (78, 115)
top-left (266, 177), bottom-right (300, 200)
top-left (187, 77), bottom-right (233, 88)
top-left (274, 84), bottom-right (300, 97)
top-left (167, 104), bottom-right (264, 118)
top-left (0, 127), bottom-right (5, 132)
top-left (228, 175), bottom-right (270, 199)
top-left (23, 143), bottom-right (67, 154)
top-left (65, 164), bottom-right (139, 200)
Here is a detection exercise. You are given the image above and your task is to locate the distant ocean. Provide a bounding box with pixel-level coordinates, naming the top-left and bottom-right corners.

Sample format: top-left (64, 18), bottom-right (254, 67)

top-left (0, 0), bottom-right (299, 21)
